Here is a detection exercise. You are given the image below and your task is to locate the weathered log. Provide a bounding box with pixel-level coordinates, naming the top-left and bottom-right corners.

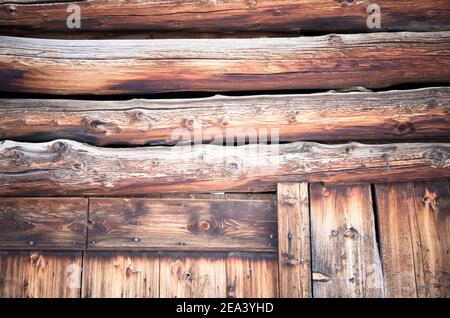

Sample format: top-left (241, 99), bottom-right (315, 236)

top-left (1, 33), bottom-right (450, 95)
top-left (0, 139), bottom-right (449, 195)
top-left (1, 88), bottom-right (450, 146)
top-left (1, 0), bottom-right (449, 36)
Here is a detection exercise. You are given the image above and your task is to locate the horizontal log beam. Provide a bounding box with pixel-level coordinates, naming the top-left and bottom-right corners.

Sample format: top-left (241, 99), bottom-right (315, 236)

top-left (1, 88), bottom-right (449, 146)
top-left (88, 198), bottom-right (277, 252)
top-left (1, 33), bottom-right (450, 94)
top-left (0, 140), bottom-right (449, 195)
top-left (1, 0), bottom-right (449, 36)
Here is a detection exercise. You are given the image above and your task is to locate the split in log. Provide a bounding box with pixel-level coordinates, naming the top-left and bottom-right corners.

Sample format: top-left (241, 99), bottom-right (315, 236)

top-left (1, 32), bottom-right (450, 94)
top-left (1, 0), bottom-right (449, 36)
top-left (1, 88), bottom-right (450, 146)
top-left (0, 139), bottom-right (449, 195)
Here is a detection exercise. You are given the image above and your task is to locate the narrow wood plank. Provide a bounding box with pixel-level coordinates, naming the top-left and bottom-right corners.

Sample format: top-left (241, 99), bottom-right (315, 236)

top-left (277, 183), bottom-right (311, 298)
top-left (375, 181), bottom-right (450, 297)
top-left (1, 33), bottom-right (450, 95)
top-left (87, 198), bottom-right (277, 252)
top-left (310, 183), bottom-right (384, 298)
top-left (0, 251), bottom-right (82, 298)
top-left (0, 198), bottom-right (88, 250)
top-left (1, 0), bottom-right (449, 36)
top-left (81, 252), bottom-right (159, 298)
top-left (226, 252), bottom-right (278, 298)
top-left (159, 252), bottom-right (227, 298)
top-left (2, 88), bottom-right (450, 146)
top-left (0, 139), bottom-right (449, 195)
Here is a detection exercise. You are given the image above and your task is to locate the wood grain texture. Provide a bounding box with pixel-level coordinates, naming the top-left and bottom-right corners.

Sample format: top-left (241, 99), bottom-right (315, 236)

top-left (310, 183), bottom-right (384, 298)
top-left (375, 181), bottom-right (450, 298)
top-left (82, 252), bottom-right (159, 298)
top-left (0, 251), bottom-right (82, 298)
top-left (0, 198), bottom-right (87, 250)
top-left (1, 33), bottom-right (450, 95)
top-left (1, 0), bottom-right (449, 36)
top-left (277, 183), bottom-right (311, 298)
top-left (2, 88), bottom-right (450, 146)
top-left (87, 198), bottom-right (277, 252)
top-left (1, 139), bottom-right (449, 195)
top-left (226, 252), bottom-right (278, 298)
top-left (159, 252), bottom-right (227, 298)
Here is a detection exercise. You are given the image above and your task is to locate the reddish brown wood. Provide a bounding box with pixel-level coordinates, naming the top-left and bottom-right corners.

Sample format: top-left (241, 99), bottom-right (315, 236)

top-left (1, 33), bottom-right (450, 95)
top-left (0, 140), bottom-right (449, 195)
top-left (1, 0), bottom-right (449, 36)
top-left (1, 88), bottom-right (449, 146)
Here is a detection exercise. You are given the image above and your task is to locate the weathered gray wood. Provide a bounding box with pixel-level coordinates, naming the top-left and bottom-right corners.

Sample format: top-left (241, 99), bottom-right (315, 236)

top-left (0, 140), bottom-right (449, 195)
top-left (1, 0), bottom-right (449, 36)
top-left (1, 33), bottom-right (450, 94)
top-left (0, 198), bottom-right (87, 250)
top-left (87, 198), bottom-right (277, 252)
top-left (1, 88), bottom-right (449, 146)
top-left (310, 183), bottom-right (384, 297)
top-left (277, 183), bottom-right (311, 298)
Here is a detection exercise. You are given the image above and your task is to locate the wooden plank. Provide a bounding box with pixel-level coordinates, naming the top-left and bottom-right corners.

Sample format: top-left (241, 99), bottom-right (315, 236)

top-left (277, 183), bottom-right (311, 298)
top-left (82, 252), bottom-right (159, 298)
top-left (87, 198), bottom-right (277, 252)
top-left (375, 181), bottom-right (450, 297)
top-left (1, 1), bottom-right (449, 36)
top-left (310, 183), bottom-right (384, 298)
top-left (159, 252), bottom-right (227, 298)
top-left (0, 251), bottom-right (82, 298)
top-left (1, 88), bottom-right (450, 146)
top-left (226, 252), bottom-right (278, 298)
top-left (1, 33), bottom-right (450, 95)
top-left (0, 139), bottom-right (449, 195)
top-left (0, 198), bottom-right (88, 250)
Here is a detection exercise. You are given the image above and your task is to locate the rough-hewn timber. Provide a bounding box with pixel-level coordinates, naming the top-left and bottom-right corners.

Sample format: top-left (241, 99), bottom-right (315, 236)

top-left (1, 88), bottom-right (450, 146)
top-left (1, 0), bottom-right (449, 36)
top-left (0, 140), bottom-right (449, 195)
top-left (87, 198), bottom-right (277, 252)
top-left (1, 33), bottom-right (450, 94)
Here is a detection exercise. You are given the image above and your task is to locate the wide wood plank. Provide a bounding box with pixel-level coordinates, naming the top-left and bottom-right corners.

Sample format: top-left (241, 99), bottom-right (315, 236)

top-left (0, 198), bottom-right (87, 250)
top-left (82, 252), bottom-right (159, 298)
top-left (1, 33), bottom-right (450, 94)
top-left (226, 252), bottom-right (278, 298)
top-left (87, 198), bottom-right (277, 252)
top-left (310, 184), bottom-right (384, 298)
top-left (1, 0), bottom-right (449, 36)
top-left (0, 251), bottom-right (82, 298)
top-left (277, 183), bottom-right (311, 298)
top-left (375, 181), bottom-right (449, 297)
top-left (0, 140), bottom-right (449, 195)
top-left (1, 88), bottom-right (450, 146)
top-left (159, 252), bottom-right (227, 298)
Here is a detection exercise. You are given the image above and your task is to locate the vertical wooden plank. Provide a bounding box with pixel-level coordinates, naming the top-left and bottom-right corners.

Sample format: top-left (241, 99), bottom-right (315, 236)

top-left (81, 252), bottom-right (159, 298)
top-left (159, 252), bottom-right (227, 298)
top-left (0, 251), bottom-right (82, 298)
top-left (375, 181), bottom-right (450, 298)
top-left (310, 183), bottom-right (384, 298)
top-left (226, 252), bottom-right (278, 298)
top-left (277, 183), bottom-right (311, 298)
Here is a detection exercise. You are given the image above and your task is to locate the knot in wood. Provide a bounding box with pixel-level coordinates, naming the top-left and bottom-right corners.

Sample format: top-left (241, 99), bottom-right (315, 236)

top-left (428, 149), bottom-right (448, 168)
top-left (395, 121), bottom-right (415, 135)
top-left (182, 117), bottom-right (195, 129)
top-left (343, 226), bottom-right (359, 239)
top-left (129, 110), bottom-right (146, 122)
top-left (281, 194), bottom-right (297, 206)
top-left (198, 220), bottom-right (211, 232)
top-left (126, 266), bottom-right (138, 277)
top-left (8, 149), bottom-right (27, 166)
top-left (423, 189), bottom-right (439, 210)
top-left (50, 141), bottom-right (69, 155)
top-left (5, 4), bottom-right (16, 15)
top-left (219, 115), bottom-right (229, 126)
